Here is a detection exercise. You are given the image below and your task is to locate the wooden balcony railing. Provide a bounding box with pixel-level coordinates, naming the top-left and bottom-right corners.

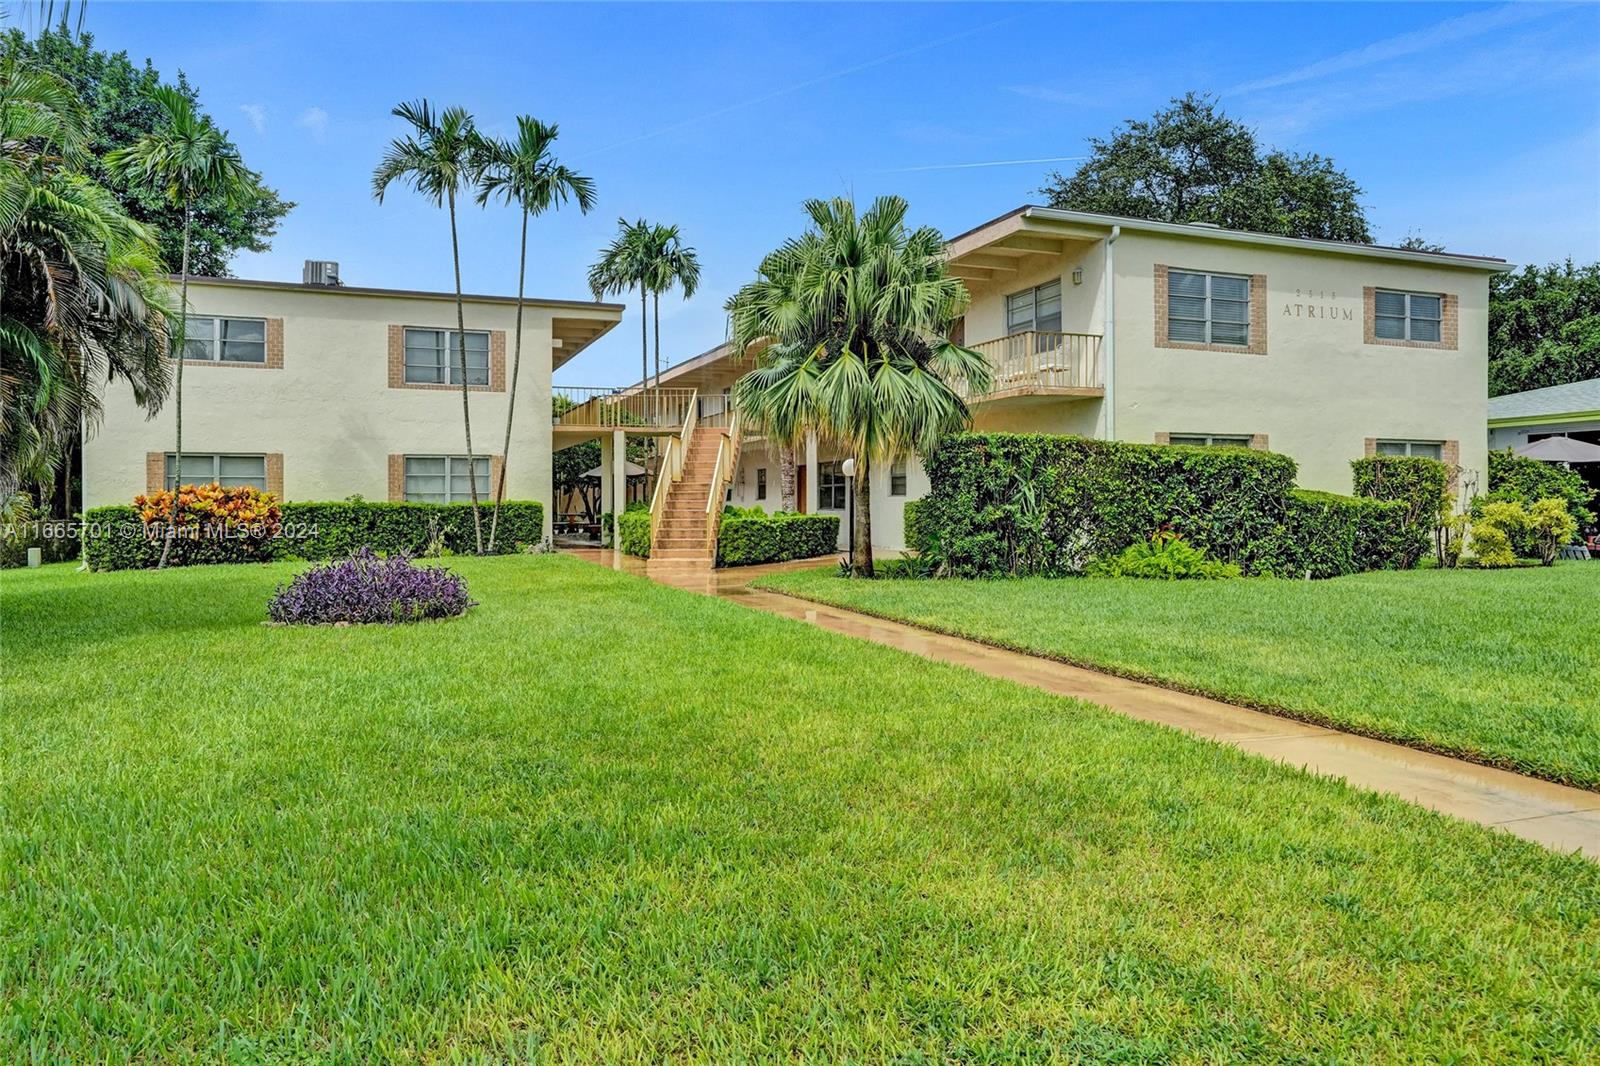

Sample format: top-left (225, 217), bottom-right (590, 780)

top-left (964, 331), bottom-right (1103, 398)
top-left (554, 386), bottom-right (699, 429)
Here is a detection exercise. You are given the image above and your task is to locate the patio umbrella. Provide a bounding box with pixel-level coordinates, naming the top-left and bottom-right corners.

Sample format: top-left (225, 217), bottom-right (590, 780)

top-left (1513, 437), bottom-right (1600, 462)
top-left (580, 461), bottom-right (648, 478)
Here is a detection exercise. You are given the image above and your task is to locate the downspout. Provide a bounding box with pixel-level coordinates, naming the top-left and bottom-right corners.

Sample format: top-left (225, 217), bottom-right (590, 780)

top-left (1103, 225), bottom-right (1120, 440)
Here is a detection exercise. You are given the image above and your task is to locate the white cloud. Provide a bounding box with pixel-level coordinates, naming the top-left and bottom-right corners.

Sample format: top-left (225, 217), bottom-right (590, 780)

top-left (1003, 85), bottom-right (1088, 106)
top-left (239, 104), bottom-right (266, 134)
top-left (1225, 2), bottom-right (1557, 96)
top-left (295, 107), bottom-right (329, 142)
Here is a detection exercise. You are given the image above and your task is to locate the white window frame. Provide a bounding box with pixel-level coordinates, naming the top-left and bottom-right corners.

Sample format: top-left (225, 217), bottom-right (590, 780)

top-left (817, 461), bottom-right (847, 511)
top-left (1005, 279), bottom-right (1063, 335)
top-left (182, 316), bottom-right (267, 364)
top-left (1167, 270), bottom-right (1251, 347)
top-left (1373, 290), bottom-right (1443, 343)
top-left (403, 455), bottom-right (489, 503)
top-left (403, 328), bottom-right (491, 386)
top-left (889, 456), bottom-right (908, 496)
top-left (1168, 434), bottom-right (1252, 448)
top-left (1375, 439), bottom-right (1443, 460)
top-left (164, 452), bottom-right (267, 490)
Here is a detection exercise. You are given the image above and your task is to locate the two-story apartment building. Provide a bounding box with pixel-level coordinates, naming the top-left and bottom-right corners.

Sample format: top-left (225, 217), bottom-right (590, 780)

top-left (83, 265), bottom-right (624, 544)
top-left (622, 207), bottom-right (1509, 555)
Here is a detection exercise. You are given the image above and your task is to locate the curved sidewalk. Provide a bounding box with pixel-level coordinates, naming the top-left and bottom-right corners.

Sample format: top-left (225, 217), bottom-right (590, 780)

top-left (566, 549), bottom-right (1600, 860)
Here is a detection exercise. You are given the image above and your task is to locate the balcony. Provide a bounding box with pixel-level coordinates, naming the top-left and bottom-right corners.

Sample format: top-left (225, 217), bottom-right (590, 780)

top-left (964, 331), bottom-right (1103, 402)
top-left (553, 386), bottom-right (698, 435)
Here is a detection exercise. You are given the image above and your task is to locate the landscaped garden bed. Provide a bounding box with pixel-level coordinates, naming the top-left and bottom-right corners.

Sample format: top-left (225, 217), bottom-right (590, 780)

top-left (756, 562), bottom-right (1600, 788)
top-left (2, 555), bottom-right (1597, 1059)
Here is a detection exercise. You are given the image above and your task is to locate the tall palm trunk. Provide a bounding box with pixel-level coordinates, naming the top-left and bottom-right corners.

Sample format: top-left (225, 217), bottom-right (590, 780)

top-left (156, 193), bottom-right (192, 570)
top-left (639, 286), bottom-right (648, 424)
top-left (852, 449), bottom-right (873, 577)
top-left (778, 445), bottom-right (797, 512)
top-left (652, 289), bottom-right (661, 397)
top-left (448, 187), bottom-right (484, 554)
top-left (488, 206), bottom-right (528, 553)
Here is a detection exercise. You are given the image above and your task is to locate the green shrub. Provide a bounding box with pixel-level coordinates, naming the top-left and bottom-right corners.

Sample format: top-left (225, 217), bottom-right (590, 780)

top-left (1088, 531), bottom-right (1241, 580)
top-left (1528, 498), bottom-right (1579, 565)
top-left (902, 499), bottom-right (930, 554)
top-left (82, 500), bottom-right (545, 571)
top-left (617, 507), bottom-right (652, 558)
top-left (1278, 489), bottom-right (1418, 578)
top-left (919, 434), bottom-right (1300, 577)
top-left (1485, 448), bottom-right (1595, 527)
top-left (716, 509), bottom-right (839, 567)
top-left (1350, 455), bottom-right (1449, 569)
top-left (1470, 501), bottom-right (1525, 569)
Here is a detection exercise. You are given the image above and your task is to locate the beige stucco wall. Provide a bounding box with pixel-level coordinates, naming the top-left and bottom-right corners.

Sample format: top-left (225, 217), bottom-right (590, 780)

top-left (1108, 230), bottom-right (1491, 495)
top-left (83, 281), bottom-right (613, 544)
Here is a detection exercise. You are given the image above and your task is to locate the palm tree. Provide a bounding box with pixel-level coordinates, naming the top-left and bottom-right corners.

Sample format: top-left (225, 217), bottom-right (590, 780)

top-left (644, 223), bottom-right (700, 395)
top-left (372, 100), bottom-right (487, 554)
top-left (107, 84), bottom-right (254, 566)
top-left (475, 117), bottom-right (596, 551)
top-left (3, 58), bottom-right (172, 498)
top-left (727, 196), bottom-right (991, 576)
top-left (588, 218), bottom-right (655, 418)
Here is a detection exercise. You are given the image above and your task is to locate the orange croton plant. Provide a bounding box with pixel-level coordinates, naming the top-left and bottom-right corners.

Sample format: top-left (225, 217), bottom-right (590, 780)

top-left (134, 483), bottom-right (283, 537)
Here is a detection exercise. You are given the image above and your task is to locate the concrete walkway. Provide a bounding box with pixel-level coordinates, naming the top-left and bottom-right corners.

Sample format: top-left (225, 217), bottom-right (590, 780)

top-left (566, 549), bottom-right (1600, 860)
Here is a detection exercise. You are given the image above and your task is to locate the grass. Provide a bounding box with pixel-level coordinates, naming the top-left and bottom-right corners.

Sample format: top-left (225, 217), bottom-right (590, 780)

top-left (756, 563), bottom-right (1600, 789)
top-left (2, 555), bottom-right (1598, 1061)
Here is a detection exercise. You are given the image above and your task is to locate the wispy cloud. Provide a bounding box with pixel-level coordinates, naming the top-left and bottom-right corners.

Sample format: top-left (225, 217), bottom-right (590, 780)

top-left (239, 104), bottom-right (266, 134)
top-left (295, 107), bottom-right (329, 142)
top-left (878, 155), bottom-right (1085, 174)
top-left (1225, 2), bottom-right (1558, 96)
top-left (1004, 86), bottom-right (1088, 106)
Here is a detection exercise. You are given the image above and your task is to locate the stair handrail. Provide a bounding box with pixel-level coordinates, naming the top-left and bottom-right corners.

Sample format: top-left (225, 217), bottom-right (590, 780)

top-left (647, 436), bottom-right (678, 548)
top-left (676, 390), bottom-right (699, 482)
top-left (704, 412), bottom-right (742, 549)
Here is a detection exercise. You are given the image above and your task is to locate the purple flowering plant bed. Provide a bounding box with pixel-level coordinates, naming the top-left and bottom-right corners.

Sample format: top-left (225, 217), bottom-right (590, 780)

top-left (267, 547), bottom-right (475, 625)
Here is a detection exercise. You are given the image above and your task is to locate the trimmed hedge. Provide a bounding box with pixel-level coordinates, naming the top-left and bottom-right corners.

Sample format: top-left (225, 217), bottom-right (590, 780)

top-left (919, 434), bottom-right (1299, 576)
top-left (617, 506), bottom-right (652, 558)
top-left (1280, 489), bottom-right (1416, 578)
top-left (83, 500), bottom-right (544, 571)
top-left (917, 434), bottom-right (1426, 578)
top-left (717, 508), bottom-right (840, 567)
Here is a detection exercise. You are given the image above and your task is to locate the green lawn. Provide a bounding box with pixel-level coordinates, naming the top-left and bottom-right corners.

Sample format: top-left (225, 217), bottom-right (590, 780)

top-left (3, 556), bottom-right (1599, 1061)
top-left (757, 563), bottom-right (1600, 788)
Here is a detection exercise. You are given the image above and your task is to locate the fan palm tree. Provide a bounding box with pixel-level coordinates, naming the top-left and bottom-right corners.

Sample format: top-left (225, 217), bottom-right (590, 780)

top-left (372, 100), bottom-right (487, 554)
top-left (727, 196), bottom-right (991, 576)
top-left (588, 218), bottom-right (655, 416)
top-left (644, 223), bottom-right (700, 395)
top-left (107, 84), bottom-right (254, 566)
top-left (4, 59), bottom-right (170, 502)
top-left (475, 116), bottom-right (596, 551)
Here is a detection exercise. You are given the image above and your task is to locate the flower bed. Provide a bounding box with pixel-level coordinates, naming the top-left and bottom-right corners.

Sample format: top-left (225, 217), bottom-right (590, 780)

top-left (267, 548), bottom-right (474, 625)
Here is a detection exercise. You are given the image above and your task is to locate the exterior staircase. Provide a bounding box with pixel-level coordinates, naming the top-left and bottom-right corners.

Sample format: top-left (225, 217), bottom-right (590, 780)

top-left (651, 426), bottom-right (726, 562)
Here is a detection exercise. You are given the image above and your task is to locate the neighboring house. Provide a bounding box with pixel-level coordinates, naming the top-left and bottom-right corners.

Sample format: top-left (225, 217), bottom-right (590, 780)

top-left (1488, 378), bottom-right (1600, 452)
top-left (595, 207), bottom-right (1510, 555)
top-left (83, 262), bottom-right (624, 544)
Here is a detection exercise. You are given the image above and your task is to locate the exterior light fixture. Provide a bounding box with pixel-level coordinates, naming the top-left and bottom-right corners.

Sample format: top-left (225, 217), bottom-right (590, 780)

top-left (1072, 267), bottom-right (1084, 285)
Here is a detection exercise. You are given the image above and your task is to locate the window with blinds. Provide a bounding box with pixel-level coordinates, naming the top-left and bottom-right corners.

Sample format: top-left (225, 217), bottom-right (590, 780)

top-left (1168, 434), bottom-right (1251, 448)
top-left (1168, 271), bottom-right (1250, 346)
top-left (403, 329), bottom-right (490, 386)
top-left (1375, 440), bottom-right (1443, 460)
top-left (165, 453), bottom-right (267, 490)
top-left (1374, 291), bottom-right (1442, 342)
top-left (404, 455), bottom-right (489, 503)
top-left (1005, 280), bottom-right (1062, 335)
top-left (182, 317), bottom-right (267, 363)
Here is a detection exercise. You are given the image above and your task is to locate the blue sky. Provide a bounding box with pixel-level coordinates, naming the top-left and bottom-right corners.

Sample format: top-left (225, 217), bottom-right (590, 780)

top-left (71, 1), bottom-right (1600, 386)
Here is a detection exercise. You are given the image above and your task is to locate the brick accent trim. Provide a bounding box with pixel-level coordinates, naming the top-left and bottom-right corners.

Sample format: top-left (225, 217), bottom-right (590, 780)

top-left (1364, 437), bottom-right (1377, 458)
top-left (265, 453), bottom-right (284, 498)
top-left (1248, 433), bottom-right (1269, 451)
top-left (1442, 439), bottom-right (1460, 493)
top-left (490, 454), bottom-right (506, 501)
top-left (1154, 265), bottom-right (1269, 355)
top-left (146, 452), bottom-right (164, 494)
top-left (388, 454), bottom-right (405, 501)
top-left (387, 325), bottom-right (508, 392)
top-left (181, 318), bottom-right (284, 369)
top-left (1363, 287), bottom-right (1459, 350)
top-left (1153, 432), bottom-right (1171, 445)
